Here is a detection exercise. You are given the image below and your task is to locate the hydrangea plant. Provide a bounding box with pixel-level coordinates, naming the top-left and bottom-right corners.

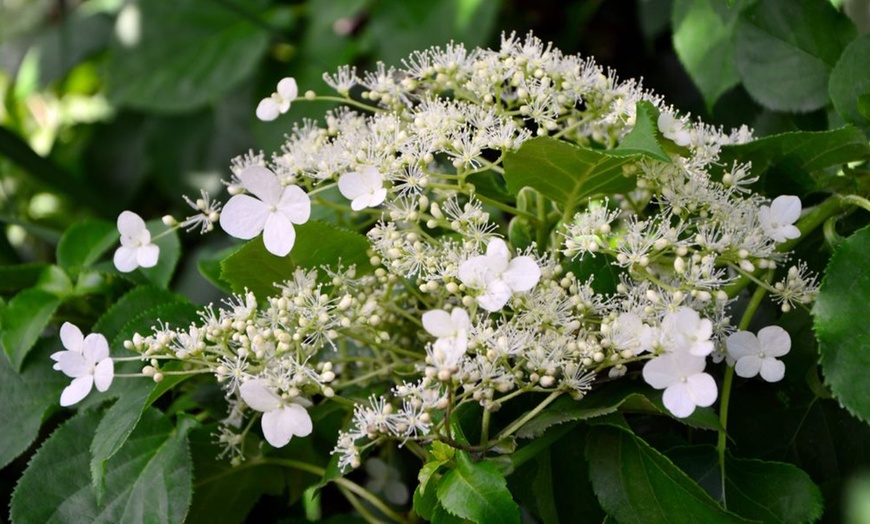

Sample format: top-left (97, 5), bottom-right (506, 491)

top-left (5, 24), bottom-right (870, 523)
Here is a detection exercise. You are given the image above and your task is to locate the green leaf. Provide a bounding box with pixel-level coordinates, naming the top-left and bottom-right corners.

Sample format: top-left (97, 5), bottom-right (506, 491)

top-left (0, 338), bottom-right (67, 469)
top-left (221, 221), bottom-right (374, 299)
top-left (414, 483), bottom-right (438, 521)
top-left (0, 262), bottom-right (47, 293)
top-left (715, 126), bottom-right (870, 197)
top-left (671, 0), bottom-right (749, 110)
top-left (1, 288), bottom-right (62, 371)
top-left (186, 427), bottom-right (286, 524)
top-left (813, 225), bottom-right (870, 422)
top-left (436, 452), bottom-right (521, 524)
top-left (197, 245), bottom-right (237, 294)
top-left (735, 0), bottom-right (856, 112)
top-left (56, 219), bottom-right (117, 271)
top-left (829, 33), bottom-right (870, 128)
top-left (502, 137), bottom-right (638, 216)
top-left (11, 408), bottom-right (193, 523)
top-left (106, 0), bottom-right (271, 113)
top-left (585, 425), bottom-right (748, 523)
top-left (32, 10), bottom-right (113, 86)
top-left (35, 264), bottom-right (74, 297)
top-left (611, 101), bottom-right (671, 162)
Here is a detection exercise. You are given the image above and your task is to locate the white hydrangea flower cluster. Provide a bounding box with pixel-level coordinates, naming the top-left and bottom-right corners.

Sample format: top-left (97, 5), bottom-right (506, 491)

top-left (113, 33), bottom-right (820, 467)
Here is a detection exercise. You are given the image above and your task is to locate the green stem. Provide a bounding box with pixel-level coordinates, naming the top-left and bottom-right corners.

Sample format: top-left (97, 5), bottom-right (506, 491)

top-left (716, 279), bottom-right (769, 508)
top-left (480, 408), bottom-right (491, 449)
top-left (495, 391), bottom-right (561, 440)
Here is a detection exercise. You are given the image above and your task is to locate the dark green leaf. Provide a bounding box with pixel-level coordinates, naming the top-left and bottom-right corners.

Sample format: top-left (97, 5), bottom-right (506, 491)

top-left (414, 483), bottom-right (438, 521)
top-left (829, 33), bottom-right (870, 128)
top-left (671, 0), bottom-right (750, 109)
top-left (735, 0), bottom-right (856, 112)
top-left (11, 408), bottom-right (193, 523)
top-left (586, 425), bottom-right (748, 523)
top-left (33, 10), bottom-right (113, 86)
top-left (503, 137), bottom-right (638, 216)
top-left (106, 0), bottom-right (271, 113)
top-left (0, 262), bottom-right (47, 293)
top-left (197, 245), bottom-right (237, 294)
top-left (137, 219), bottom-right (181, 288)
top-left (0, 339), bottom-right (67, 469)
top-left (0, 288), bottom-right (62, 371)
top-left (814, 225), bottom-right (870, 422)
top-left (611, 101), bottom-right (671, 162)
top-left (56, 219), bottom-right (117, 271)
top-left (35, 264), bottom-right (73, 297)
top-left (93, 285), bottom-right (181, 341)
top-left (221, 221), bottom-right (374, 299)
top-left (715, 126), bottom-right (870, 197)
top-left (436, 451), bottom-right (521, 524)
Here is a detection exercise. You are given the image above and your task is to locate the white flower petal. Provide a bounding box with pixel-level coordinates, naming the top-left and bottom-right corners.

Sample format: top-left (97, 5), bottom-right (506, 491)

top-left (261, 404), bottom-right (312, 448)
top-left (60, 376), bottom-right (94, 406)
top-left (502, 256), bottom-right (541, 292)
top-left (642, 354), bottom-right (677, 389)
top-left (757, 326), bottom-right (791, 357)
top-left (338, 171), bottom-right (367, 201)
top-left (385, 480), bottom-right (410, 505)
top-left (94, 358), bottom-right (114, 392)
top-left (484, 239), bottom-right (510, 273)
top-left (726, 331), bottom-right (759, 360)
top-left (686, 373), bottom-right (717, 407)
top-left (450, 308), bottom-right (471, 331)
top-left (137, 243), bottom-right (160, 268)
top-left (735, 356), bottom-right (762, 378)
top-left (277, 185), bottom-right (312, 224)
top-left (238, 165), bottom-right (282, 203)
top-left (60, 322), bottom-right (84, 352)
top-left (220, 194), bottom-right (270, 240)
top-left (478, 279), bottom-right (513, 312)
top-left (117, 211), bottom-right (146, 238)
top-left (263, 212), bottom-right (296, 256)
top-left (240, 380), bottom-right (282, 412)
top-left (771, 195), bottom-right (802, 224)
top-left (256, 98), bottom-right (280, 121)
top-left (284, 403), bottom-right (313, 437)
top-left (114, 246), bottom-right (140, 273)
top-left (82, 333), bottom-right (110, 362)
top-left (276, 77), bottom-right (298, 101)
top-left (54, 351), bottom-right (89, 377)
top-left (759, 358), bottom-right (785, 382)
top-left (422, 310), bottom-right (455, 338)
top-left (662, 383), bottom-right (696, 418)
top-left (457, 255), bottom-right (491, 288)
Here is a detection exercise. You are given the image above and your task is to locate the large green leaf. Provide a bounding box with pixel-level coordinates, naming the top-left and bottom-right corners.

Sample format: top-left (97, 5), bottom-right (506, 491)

top-left (56, 219), bottom-right (117, 272)
top-left (0, 262), bottom-right (47, 293)
top-left (502, 137), bottom-right (638, 216)
top-left (829, 33), bottom-right (870, 128)
top-left (92, 285), bottom-right (181, 340)
top-left (671, 0), bottom-right (750, 110)
top-left (436, 451), bottom-right (521, 524)
top-left (220, 221), bottom-right (374, 299)
top-left (11, 408), bottom-right (193, 523)
top-left (813, 225), bottom-right (870, 422)
top-left (0, 339), bottom-right (67, 469)
top-left (715, 126), bottom-right (870, 197)
top-left (610, 101), bottom-right (671, 162)
top-left (735, 0), bottom-right (856, 112)
top-left (586, 425), bottom-right (748, 523)
top-left (0, 288), bottom-right (62, 371)
top-left (106, 0), bottom-right (271, 113)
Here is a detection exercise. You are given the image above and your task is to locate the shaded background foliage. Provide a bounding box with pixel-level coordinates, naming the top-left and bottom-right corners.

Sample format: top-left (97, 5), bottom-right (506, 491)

top-left (2, 0), bottom-right (870, 522)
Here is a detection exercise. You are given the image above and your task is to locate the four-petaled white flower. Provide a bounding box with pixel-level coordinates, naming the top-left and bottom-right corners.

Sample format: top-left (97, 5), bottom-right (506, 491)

top-left (338, 166), bottom-right (387, 211)
top-left (423, 308), bottom-right (471, 365)
top-left (657, 112), bottom-right (692, 146)
top-left (220, 165), bottom-right (311, 257)
top-left (365, 458), bottom-right (409, 505)
top-left (610, 312), bottom-right (657, 356)
top-left (660, 307), bottom-right (714, 357)
top-left (726, 326), bottom-right (791, 382)
top-left (758, 195), bottom-right (801, 243)
top-left (51, 322), bottom-right (114, 406)
top-left (240, 379), bottom-right (313, 448)
top-left (642, 350), bottom-right (717, 418)
top-left (457, 238), bottom-right (541, 312)
top-left (113, 211), bottom-right (159, 273)
top-left (256, 77), bottom-right (298, 122)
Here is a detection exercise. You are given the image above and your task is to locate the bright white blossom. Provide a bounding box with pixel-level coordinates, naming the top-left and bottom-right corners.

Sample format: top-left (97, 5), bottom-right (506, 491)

top-left (338, 166), bottom-right (387, 210)
top-left (759, 195), bottom-right (801, 243)
top-left (726, 326), bottom-right (791, 382)
top-left (220, 165), bottom-right (311, 256)
top-left (660, 307), bottom-right (714, 356)
top-left (642, 350), bottom-right (717, 418)
top-left (113, 211), bottom-right (159, 272)
top-left (657, 112), bottom-right (691, 146)
top-left (423, 308), bottom-right (471, 360)
top-left (610, 312), bottom-right (657, 356)
top-left (457, 239), bottom-right (541, 311)
top-left (240, 380), bottom-right (313, 448)
top-left (256, 77), bottom-right (298, 122)
top-left (51, 322), bottom-right (114, 406)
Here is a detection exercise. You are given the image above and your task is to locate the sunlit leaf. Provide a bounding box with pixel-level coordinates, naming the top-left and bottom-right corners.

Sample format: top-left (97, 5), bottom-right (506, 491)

top-left (56, 219), bottom-right (117, 271)
top-left (829, 33), bottom-right (870, 128)
top-left (0, 288), bottom-right (62, 371)
top-left (436, 451), bottom-right (521, 524)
